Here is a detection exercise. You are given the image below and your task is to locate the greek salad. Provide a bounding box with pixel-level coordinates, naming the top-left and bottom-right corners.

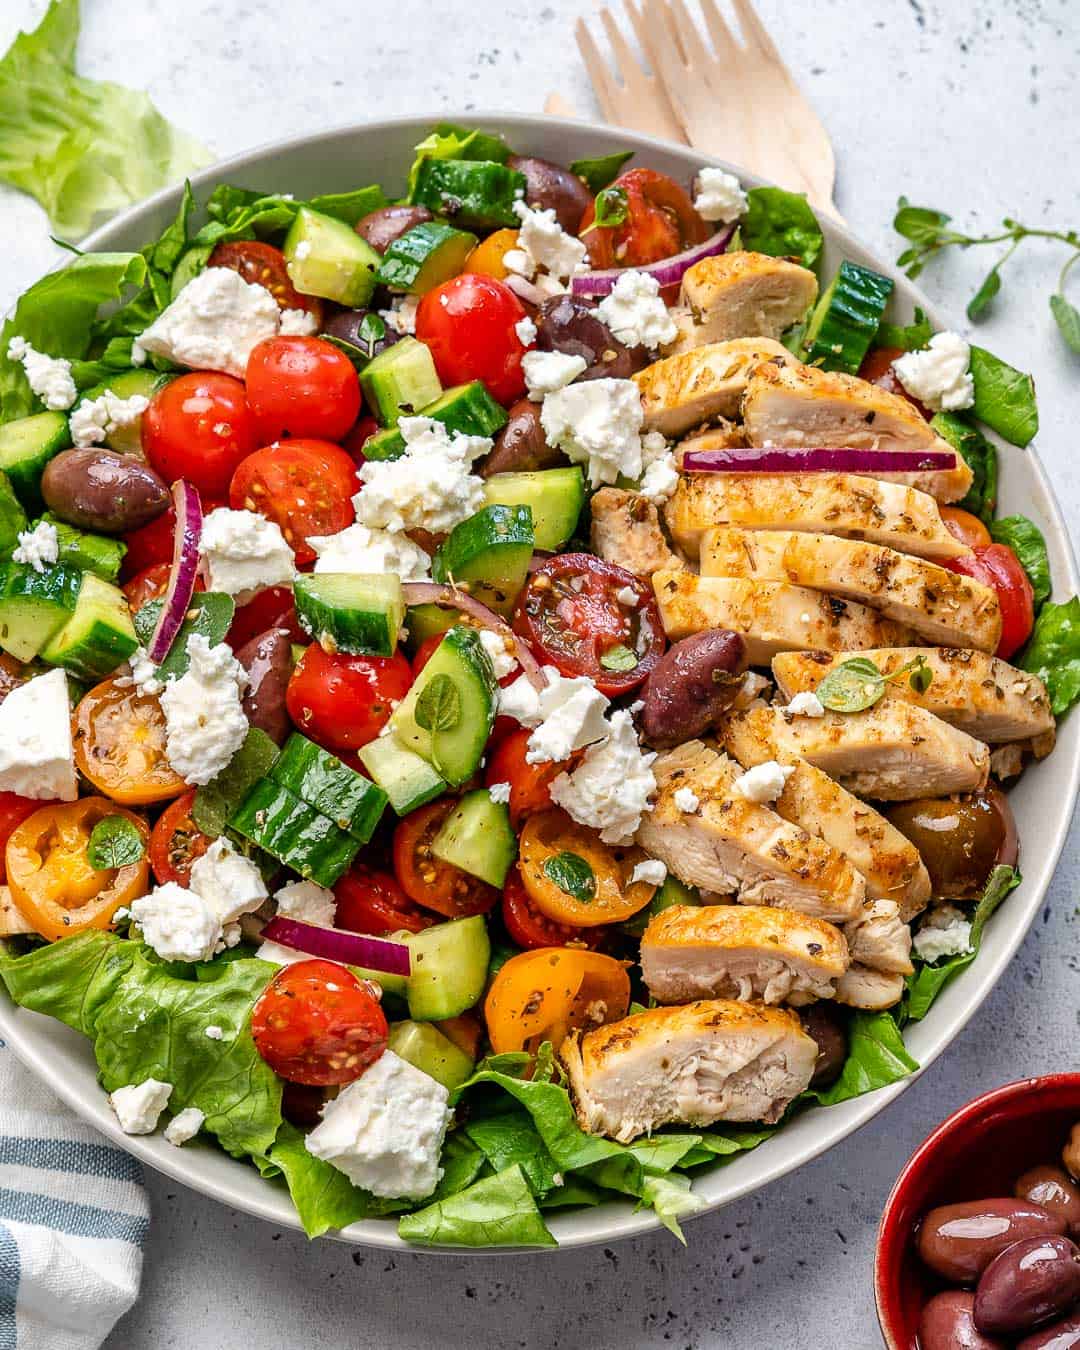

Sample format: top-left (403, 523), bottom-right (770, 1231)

top-left (0, 122), bottom-right (1075, 1248)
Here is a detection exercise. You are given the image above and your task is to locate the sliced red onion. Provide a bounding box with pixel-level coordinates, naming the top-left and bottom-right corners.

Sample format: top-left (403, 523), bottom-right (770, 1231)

top-left (571, 224), bottom-right (738, 298)
top-left (262, 917), bottom-right (411, 976)
top-left (401, 581), bottom-right (547, 690)
top-left (148, 480), bottom-right (203, 665)
top-left (681, 446), bottom-right (959, 475)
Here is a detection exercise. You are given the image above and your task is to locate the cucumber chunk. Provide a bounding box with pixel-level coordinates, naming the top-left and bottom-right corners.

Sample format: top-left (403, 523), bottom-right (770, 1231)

top-left (283, 206), bottom-right (381, 308)
top-left (40, 513), bottom-right (125, 584)
top-left (362, 380), bottom-right (508, 462)
top-left (483, 467), bottom-right (586, 551)
top-left (0, 562), bottom-right (82, 662)
top-left (376, 222), bottom-right (478, 295)
top-left (359, 337), bottom-right (442, 428)
top-left (270, 732), bottom-right (387, 842)
top-left (0, 474), bottom-right (28, 555)
top-left (356, 734), bottom-right (446, 816)
top-left (432, 504), bottom-right (534, 616)
top-left (40, 573), bottom-right (137, 680)
top-left (432, 789), bottom-right (517, 888)
top-left (404, 603), bottom-right (457, 650)
top-left (387, 1020), bottom-right (475, 1090)
top-left (229, 777), bottom-right (360, 888)
top-left (293, 573), bottom-right (405, 658)
top-left (406, 915), bottom-right (491, 1022)
top-left (411, 159), bottom-right (526, 231)
top-left (802, 261), bottom-right (894, 374)
top-left (0, 412), bottom-right (71, 511)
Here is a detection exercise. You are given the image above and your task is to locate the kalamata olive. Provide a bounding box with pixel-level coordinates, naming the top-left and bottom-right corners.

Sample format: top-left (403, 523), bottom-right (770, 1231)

top-left (1064, 1125), bottom-right (1080, 1182)
top-left (974, 1234), bottom-right (1080, 1338)
top-left (478, 398), bottom-right (566, 477)
top-left (321, 308), bottom-right (400, 364)
top-left (919, 1291), bottom-right (1007, 1350)
top-left (534, 295), bottom-right (649, 381)
top-left (41, 448), bottom-right (169, 535)
top-left (640, 629), bottom-right (747, 749)
top-left (236, 627), bottom-right (293, 745)
top-left (1018, 1310), bottom-right (1080, 1348)
top-left (918, 1199), bottom-right (1067, 1283)
top-left (507, 155), bottom-right (594, 234)
top-left (886, 787), bottom-right (1017, 899)
top-left (797, 1003), bottom-right (848, 1089)
top-left (1016, 1167), bottom-right (1080, 1238)
top-left (354, 204), bottom-right (433, 253)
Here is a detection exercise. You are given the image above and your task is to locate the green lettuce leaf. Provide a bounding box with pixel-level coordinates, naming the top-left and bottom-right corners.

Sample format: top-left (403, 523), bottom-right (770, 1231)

top-left (805, 1010), bottom-right (918, 1106)
top-left (398, 1164), bottom-right (555, 1248)
top-left (465, 1109), bottom-right (562, 1196)
top-left (0, 0), bottom-right (209, 239)
top-left (970, 345), bottom-right (1039, 447)
top-left (989, 515), bottom-right (1052, 608)
top-left (405, 125), bottom-right (512, 201)
top-left (639, 1172), bottom-right (704, 1242)
top-left (875, 307), bottom-right (933, 352)
top-left (257, 1123), bottom-right (382, 1238)
top-left (0, 930), bottom-right (137, 1036)
top-left (741, 188), bottom-right (824, 268)
top-left (1020, 595), bottom-right (1080, 716)
top-left (931, 411), bottom-right (998, 522)
top-left (569, 152), bottom-right (634, 194)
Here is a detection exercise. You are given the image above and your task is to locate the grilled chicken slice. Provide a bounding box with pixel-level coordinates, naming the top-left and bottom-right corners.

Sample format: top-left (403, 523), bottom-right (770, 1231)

top-left (700, 528), bottom-right (1001, 653)
top-left (663, 472), bottom-right (971, 563)
top-left (560, 1000), bottom-right (818, 1140)
top-left (633, 338), bottom-right (793, 438)
top-left (590, 486), bottom-right (685, 578)
top-left (843, 899), bottom-right (913, 975)
top-left (772, 648), bottom-right (1055, 747)
top-left (636, 741), bottom-right (866, 922)
top-left (721, 703), bottom-right (990, 802)
top-left (641, 904), bottom-right (849, 1007)
top-left (652, 571), bottom-right (916, 663)
top-left (664, 253), bottom-right (820, 354)
top-left (834, 965), bottom-right (905, 1011)
top-left (742, 361), bottom-right (973, 502)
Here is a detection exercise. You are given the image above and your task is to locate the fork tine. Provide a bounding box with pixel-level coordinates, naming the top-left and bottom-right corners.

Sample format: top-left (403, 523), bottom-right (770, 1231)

top-left (667, 0), bottom-right (712, 68)
top-left (575, 18), bottom-right (623, 122)
top-left (698, 0), bottom-right (743, 62)
top-left (628, 0), bottom-right (684, 67)
top-left (729, 0), bottom-right (783, 62)
top-left (599, 5), bottom-right (647, 87)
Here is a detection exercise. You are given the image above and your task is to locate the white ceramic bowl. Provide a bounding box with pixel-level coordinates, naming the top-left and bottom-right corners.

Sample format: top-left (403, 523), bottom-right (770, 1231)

top-left (2, 114), bottom-right (1076, 1252)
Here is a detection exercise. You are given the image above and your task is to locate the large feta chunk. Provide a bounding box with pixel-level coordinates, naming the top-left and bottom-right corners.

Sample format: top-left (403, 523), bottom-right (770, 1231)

top-left (596, 271), bottom-right (678, 350)
top-left (523, 350), bottom-right (587, 401)
top-left (274, 878), bottom-right (337, 927)
top-left (189, 836), bottom-right (268, 924)
top-left (69, 390), bottom-right (149, 448)
top-left (308, 522), bottom-right (431, 580)
top-left (5, 336), bottom-right (76, 410)
top-left (12, 519), bottom-right (59, 573)
top-left (109, 1079), bottom-right (173, 1135)
top-left (540, 378), bottom-right (644, 488)
top-left (0, 669), bottom-right (77, 800)
top-left (129, 882), bottom-right (222, 962)
top-left (893, 332), bottom-right (975, 412)
top-left (549, 709), bottom-right (657, 844)
top-left (354, 417), bottom-right (489, 535)
top-left (912, 903), bottom-right (973, 963)
top-left (693, 167), bottom-right (748, 224)
top-left (506, 200), bottom-right (588, 288)
top-left (199, 508), bottom-right (296, 603)
top-left (160, 635), bottom-right (249, 785)
top-left (526, 673), bottom-right (611, 764)
top-left (134, 268), bottom-right (282, 379)
top-left (732, 760), bottom-right (795, 804)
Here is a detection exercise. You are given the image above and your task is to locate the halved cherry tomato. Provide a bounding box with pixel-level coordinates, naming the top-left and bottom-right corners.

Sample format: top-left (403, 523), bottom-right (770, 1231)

top-left (245, 336), bottom-right (362, 443)
top-left (230, 438), bottom-right (357, 564)
top-left (579, 168), bottom-right (708, 270)
top-left (333, 863), bottom-right (434, 935)
top-left (944, 542), bottom-right (1034, 660)
top-left (0, 793), bottom-right (48, 884)
top-left (484, 727), bottom-right (569, 828)
top-left (518, 809), bottom-right (656, 927)
top-left (410, 634), bottom-right (445, 679)
top-left (435, 1012), bottom-right (483, 1060)
top-left (0, 654), bottom-right (29, 705)
top-left (415, 274), bottom-right (529, 405)
top-left (392, 799), bottom-right (499, 918)
top-left (6, 799), bottom-right (150, 941)
top-left (857, 345), bottom-right (931, 418)
top-left (208, 240), bottom-right (323, 321)
top-left (148, 789), bottom-right (213, 886)
top-left (119, 499), bottom-right (223, 580)
top-left (501, 865), bottom-right (602, 950)
top-left (940, 506), bottom-right (992, 552)
top-left (286, 644), bottom-right (413, 753)
top-left (251, 959), bottom-right (388, 1086)
top-left (143, 373), bottom-right (260, 499)
top-left (483, 947), bottom-right (630, 1054)
top-left (341, 415), bottom-right (378, 465)
top-left (123, 562), bottom-right (205, 612)
top-left (73, 676), bottom-right (187, 805)
top-left (227, 585), bottom-right (304, 651)
top-left (464, 228), bottom-right (520, 281)
top-left (513, 553), bottom-right (665, 696)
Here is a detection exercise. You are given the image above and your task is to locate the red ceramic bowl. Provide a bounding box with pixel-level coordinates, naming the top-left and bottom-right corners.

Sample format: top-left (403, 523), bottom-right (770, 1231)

top-left (875, 1074), bottom-right (1080, 1348)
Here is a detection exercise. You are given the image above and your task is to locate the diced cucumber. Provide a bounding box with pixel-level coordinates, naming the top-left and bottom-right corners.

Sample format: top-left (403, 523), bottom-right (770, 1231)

top-left (356, 734), bottom-right (446, 816)
top-left (229, 778), bottom-right (360, 888)
top-left (293, 573), bottom-right (404, 658)
top-left (376, 222), bottom-right (478, 295)
top-left (0, 562), bottom-right (82, 662)
top-left (362, 380), bottom-right (508, 462)
top-left (432, 789), bottom-right (517, 888)
top-left (0, 474), bottom-right (28, 555)
top-left (404, 603), bottom-right (457, 650)
top-left (406, 915), bottom-right (491, 1022)
top-left (270, 732), bottom-right (387, 842)
top-left (802, 261), bottom-right (894, 374)
top-left (432, 504), bottom-right (534, 616)
top-left (40, 573), bottom-right (137, 680)
top-left (133, 592), bottom-right (235, 681)
top-left (389, 625), bottom-right (496, 786)
top-left (78, 370), bottom-right (170, 455)
top-left (387, 1020), bottom-right (475, 1090)
top-left (283, 206), bottom-right (381, 308)
top-left (0, 412), bottom-right (70, 511)
top-left (359, 337), bottom-right (442, 428)
top-left (411, 159), bottom-right (526, 231)
top-left (40, 514), bottom-right (126, 584)
top-left (621, 875), bottom-right (702, 938)
top-left (483, 467), bottom-right (586, 551)
top-left (350, 962), bottom-right (408, 1001)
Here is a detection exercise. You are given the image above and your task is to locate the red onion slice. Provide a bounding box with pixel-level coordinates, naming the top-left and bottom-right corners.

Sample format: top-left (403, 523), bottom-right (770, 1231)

top-left (262, 916), bottom-right (411, 976)
top-left (147, 480), bottom-right (203, 665)
top-left (681, 446), bottom-right (959, 475)
top-left (401, 581), bottom-right (547, 691)
top-left (571, 224), bottom-right (737, 298)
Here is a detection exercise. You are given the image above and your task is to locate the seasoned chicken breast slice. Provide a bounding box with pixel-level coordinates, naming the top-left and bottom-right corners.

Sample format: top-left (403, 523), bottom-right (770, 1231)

top-left (742, 361), bottom-right (973, 502)
top-left (834, 965), bottom-right (905, 1011)
top-left (590, 486), bottom-right (685, 578)
top-left (843, 899), bottom-right (913, 975)
top-left (700, 527), bottom-right (1001, 653)
top-left (633, 338), bottom-right (793, 438)
top-left (772, 648), bottom-right (1055, 747)
top-left (664, 253), bottom-right (820, 353)
top-left (641, 904), bottom-right (849, 1007)
top-left (636, 741), bottom-right (866, 922)
top-left (664, 473), bottom-right (971, 563)
top-left (652, 571), bottom-right (916, 663)
top-left (721, 702), bottom-right (989, 802)
top-left (560, 1000), bottom-right (818, 1140)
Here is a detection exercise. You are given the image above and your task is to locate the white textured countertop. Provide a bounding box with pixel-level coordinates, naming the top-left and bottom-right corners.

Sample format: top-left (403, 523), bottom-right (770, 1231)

top-left (2, 2), bottom-right (1078, 1346)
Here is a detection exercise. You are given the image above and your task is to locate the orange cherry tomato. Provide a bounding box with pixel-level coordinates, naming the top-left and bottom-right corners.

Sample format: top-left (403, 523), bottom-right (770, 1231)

top-left (465, 228), bottom-right (521, 281)
top-left (6, 798), bottom-right (150, 941)
top-left (484, 947), bottom-right (630, 1054)
top-left (73, 677), bottom-right (187, 805)
top-left (0, 793), bottom-right (48, 884)
top-left (518, 809), bottom-right (657, 927)
top-left (944, 542), bottom-right (1034, 661)
top-left (392, 799), bottom-right (499, 918)
top-left (579, 168), bottom-right (708, 270)
top-left (940, 506), bottom-right (992, 552)
top-left (148, 789), bottom-right (213, 886)
top-left (435, 1011), bottom-right (483, 1060)
top-left (484, 727), bottom-right (569, 828)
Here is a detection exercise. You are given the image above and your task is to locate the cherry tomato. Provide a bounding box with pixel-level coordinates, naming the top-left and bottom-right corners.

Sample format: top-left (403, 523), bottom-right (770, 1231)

top-left (0, 793), bottom-right (47, 884)
top-left (410, 634), bottom-right (444, 679)
top-left (245, 336), bottom-right (362, 443)
top-left (0, 654), bottom-right (29, 706)
top-left (226, 585), bottom-right (304, 651)
top-left (333, 864), bottom-right (434, 935)
top-left (74, 677), bottom-right (187, 804)
top-left (392, 799), bottom-right (499, 918)
top-left (148, 789), bottom-right (213, 886)
top-left (484, 947), bottom-right (630, 1055)
top-left (501, 865), bottom-right (602, 950)
top-left (123, 562), bottom-right (205, 612)
top-left (484, 727), bottom-right (569, 828)
top-left (435, 1012), bottom-right (483, 1060)
top-left (464, 228), bottom-right (520, 281)
top-left (143, 373), bottom-right (260, 499)
top-left (580, 169), bottom-right (708, 270)
top-left (208, 240), bottom-right (323, 321)
top-left (514, 553), bottom-right (665, 696)
top-left (286, 644), bottom-right (413, 753)
top-left (415, 274), bottom-right (529, 405)
top-left (120, 499), bottom-right (223, 579)
top-left (518, 809), bottom-right (657, 927)
top-left (857, 346), bottom-right (931, 419)
top-left (341, 415), bottom-right (378, 465)
top-left (251, 959), bottom-right (388, 1086)
top-left (940, 506), bottom-right (992, 552)
top-left (944, 542), bottom-right (1034, 660)
top-left (230, 438), bottom-right (357, 565)
top-left (6, 799), bottom-right (150, 942)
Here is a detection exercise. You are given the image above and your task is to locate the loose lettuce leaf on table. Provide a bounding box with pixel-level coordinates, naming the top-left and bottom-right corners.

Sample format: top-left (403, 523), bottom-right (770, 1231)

top-left (1021, 596), bottom-right (1080, 716)
top-left (989, 515), bottom-right (1052, 608)
top-left (740, 187), bottom-right (824, 269)
top-left (398, 1164), bottom-right (556, 1248)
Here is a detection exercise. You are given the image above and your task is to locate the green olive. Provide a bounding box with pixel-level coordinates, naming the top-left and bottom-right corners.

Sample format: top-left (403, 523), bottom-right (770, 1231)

top-left (886, 789), bottom-right (1017, 899)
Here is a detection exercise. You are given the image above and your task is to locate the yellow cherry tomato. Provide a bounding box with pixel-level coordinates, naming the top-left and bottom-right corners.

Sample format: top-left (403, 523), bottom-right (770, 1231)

top-left (465, 228), bottom-right (521, 281)
top-left (74, 676), bottom-right (186, 805)
top-left (518, 809), bottom-right (657, 927)
top-left (484, 947), bottom-right (630, 1055)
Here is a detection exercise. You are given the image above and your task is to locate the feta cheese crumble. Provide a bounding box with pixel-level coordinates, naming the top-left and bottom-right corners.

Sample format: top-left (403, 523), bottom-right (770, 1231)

top-left (134, 268), bottom-right (283, 379)
top-left (515, 315), bottom-right (538, 347)
top-left (540, 378), bottom-right (644, 487)
top-left (279, 308), bottom-right (320, 336)
top-left (503, 200), bottom-right (588, 295)
top-left (164, 1107), bottom-right (205, 1147)
top-left (630, 858), bottom-right (668, 888)
top-left (477, 628), bottom-right (518, 681)
top-left (893, 331), bottom-right (975, 412)
top-left (274, 878), bottom-right (337, 928)
top-left (549, 709), bottom-right (657, 844)
top-left (673, 786), bottom-right (700, 814)
top-left (354, 417), bottom-right (489, 536)
top-left (912, 903), bottom-right (973, 963)
top-left (309, 522), bottom-right (431, 581)
top-left (130, 882), bottom-right (223, 963)
top-left (199, 507), bottom-right (296, 603)
top-left (160, 635), bottom-right (249, 786)
top-left (595, 270), bottom-right (678, 350)
top-left (638, 430), bottom-right (678, 505)
top-left (693, 167), bottom-right (748, 224)
top-left (615, 585), bottom-right (638, 607)
top-left (128, 646), bottom-right (162, 697)
top-left (523, 350), bottom-right (587, 401)
top-left (732, 760), bottom-right (795, 804)
top-left (204, 1025), bottom-right (224, 1041)
top-left (12, 519), bottom-right (58, 572)
top-left (0, 669), bottom-right (77, 800)
top-left (109, 1080), bottom-right (173, 1135)
top-left (69, 390), bottom-right (149, 448)
top-left (523, 671), bottom-right (611, 764)
top-left (189, 836), bottom-right (268, 924)
top-left (488, 782), bottom-right (512, 804)
top-left (5, 336), bottom-right (76, 411)
top-left (785, 691), bottom-right (826, 718)
top-left (379, 295), bottom-right (420, 336)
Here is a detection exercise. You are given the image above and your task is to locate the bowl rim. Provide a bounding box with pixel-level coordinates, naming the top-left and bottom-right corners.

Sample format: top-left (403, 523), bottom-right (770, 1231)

top-left (2, 110), bottom-right (1078, 1254)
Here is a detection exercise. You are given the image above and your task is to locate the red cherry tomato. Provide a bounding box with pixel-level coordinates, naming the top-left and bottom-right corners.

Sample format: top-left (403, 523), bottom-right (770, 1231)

top-left (120, 500), bottom-right (221, 579)
top-left (229, 438), bottom-right (357, 565)
top-left (334, 864), bottom-right (435, 936)
top-left (122, 562), bottom-right (206, 612)
top-left (148, 789), bottom-right (213, 886)
top-left (415, 274), bottom-right (528, 405)
top-left (580, 169), bottom-right (708, 270)
top-left (208, 241), bottom-right (322, 321)
top-left (944, 542), bottom-right (1035, 660)
top-left (940, 506), bottom-right (993, 552)
top-left (286, 643), bottom-right (413, 753)
top-left (245, 336), bottom-right (362, 443)
top-left (392, 800), bottom-right (499, 918)
top-left (251, 959), bottom-right (388, 1086)
top-left (0, 793), bottom-right (48, 884)
top-left (501, 866), bottom-right (602, 950)
top-left (484, 726), bottom-right (569, 828)
top-left (342, 415), bottom-right (378, 465)
top-left (857, 346), bottom-right (931, 419)
top-left (143, 373), bottom-right (260, 499)
top-left (226, 585), bottom-right (304, 651)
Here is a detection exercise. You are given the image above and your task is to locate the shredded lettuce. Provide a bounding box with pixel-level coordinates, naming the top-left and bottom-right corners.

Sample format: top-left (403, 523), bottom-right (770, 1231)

top-left (1021, 596), bottom-right (1080, 716)
top-left (741, 187), bottom-right (824, 269)
top-left (970, 345), bottom-right (1039, 448)
top-left (990, 515), bottom-right (1052, 608)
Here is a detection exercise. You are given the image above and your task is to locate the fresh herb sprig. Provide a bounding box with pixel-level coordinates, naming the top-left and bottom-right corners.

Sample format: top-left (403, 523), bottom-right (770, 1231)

top-left (580, 186), bottom-right (629, 237)
top-left (816, 655), bottom-right (932, 714)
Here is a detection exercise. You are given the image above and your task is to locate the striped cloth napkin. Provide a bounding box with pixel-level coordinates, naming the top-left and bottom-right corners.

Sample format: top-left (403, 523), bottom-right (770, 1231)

top-left (0, 1039), bottom-right (148, 1350)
